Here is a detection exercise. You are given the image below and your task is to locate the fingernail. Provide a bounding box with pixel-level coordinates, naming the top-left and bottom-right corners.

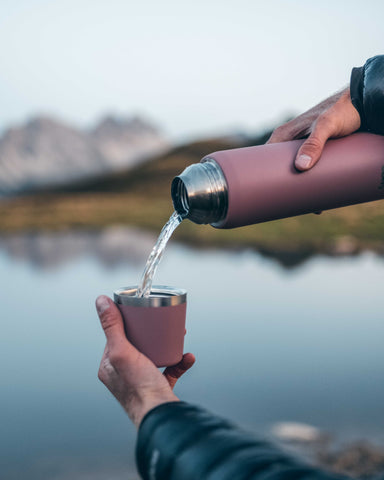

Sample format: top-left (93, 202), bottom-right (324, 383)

top-left (96, 295), bottom-right (111, 315)
top-left (296, 154), bottom-right (312, 170)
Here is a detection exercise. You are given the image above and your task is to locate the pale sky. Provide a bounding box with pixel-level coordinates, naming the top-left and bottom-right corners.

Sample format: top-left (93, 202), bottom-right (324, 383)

top-left (0, 0), bottom-right (383, 141)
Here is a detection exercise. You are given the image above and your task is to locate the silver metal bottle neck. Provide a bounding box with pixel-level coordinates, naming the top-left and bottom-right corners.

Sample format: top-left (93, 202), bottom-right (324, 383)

top-left (171, 158), bottom-right (228, 225)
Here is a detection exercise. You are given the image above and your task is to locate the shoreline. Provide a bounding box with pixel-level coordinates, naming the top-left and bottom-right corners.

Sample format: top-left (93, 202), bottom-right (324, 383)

top-left (0, 223), bottom-right (383, 270)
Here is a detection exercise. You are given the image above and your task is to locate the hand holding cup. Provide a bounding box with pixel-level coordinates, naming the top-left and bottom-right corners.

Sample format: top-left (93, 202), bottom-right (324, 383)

top-left (96, 295), bottom-right (195, 428)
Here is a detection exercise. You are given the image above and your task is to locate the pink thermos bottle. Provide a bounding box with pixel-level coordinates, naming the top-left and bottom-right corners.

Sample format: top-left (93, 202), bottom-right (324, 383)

top-left (171, 133), bottom-right (384, 228)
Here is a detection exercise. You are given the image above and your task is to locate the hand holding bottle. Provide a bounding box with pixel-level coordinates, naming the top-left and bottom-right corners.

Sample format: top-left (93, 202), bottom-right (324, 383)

top-left (267, 87), bottom-right (361, 171)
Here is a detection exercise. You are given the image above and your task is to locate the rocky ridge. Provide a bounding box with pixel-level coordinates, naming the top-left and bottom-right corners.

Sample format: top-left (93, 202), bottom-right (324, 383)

top-left (0, 114), bottom-right (169, 195)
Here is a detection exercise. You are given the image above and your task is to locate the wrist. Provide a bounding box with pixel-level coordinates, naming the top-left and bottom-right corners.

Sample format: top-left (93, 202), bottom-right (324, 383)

top-left (129, 391), bottom-right (180, 429)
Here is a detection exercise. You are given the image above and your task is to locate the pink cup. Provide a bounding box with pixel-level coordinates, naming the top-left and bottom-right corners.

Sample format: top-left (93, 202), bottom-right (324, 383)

top-left (114, 285), bottom-right (187, 368)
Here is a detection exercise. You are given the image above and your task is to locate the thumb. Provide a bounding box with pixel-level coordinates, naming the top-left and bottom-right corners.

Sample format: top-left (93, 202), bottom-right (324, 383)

top-left (96, 295), bottom-right (127, 347)
top-left (295, 116), bottom-right (333, 171)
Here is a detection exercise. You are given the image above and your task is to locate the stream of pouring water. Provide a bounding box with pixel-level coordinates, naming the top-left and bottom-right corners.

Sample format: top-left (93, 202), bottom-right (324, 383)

top-left (136, 211), bottom-right (183, 297)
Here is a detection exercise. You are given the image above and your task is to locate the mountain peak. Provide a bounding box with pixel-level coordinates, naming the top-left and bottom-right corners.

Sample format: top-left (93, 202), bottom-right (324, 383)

top-left (92, 114), bottom-right (159, 136)
top-left (0, 113), bottom-right (169, 195)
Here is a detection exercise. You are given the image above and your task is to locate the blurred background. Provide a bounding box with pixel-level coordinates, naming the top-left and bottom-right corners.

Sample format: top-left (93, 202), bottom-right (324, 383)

top-left (1, 1), bottom-right (384, 479)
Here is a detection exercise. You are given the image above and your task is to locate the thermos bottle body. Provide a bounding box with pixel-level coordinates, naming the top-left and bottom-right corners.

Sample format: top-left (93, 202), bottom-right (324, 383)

top-left (171, 133), bottom-right (384, 228)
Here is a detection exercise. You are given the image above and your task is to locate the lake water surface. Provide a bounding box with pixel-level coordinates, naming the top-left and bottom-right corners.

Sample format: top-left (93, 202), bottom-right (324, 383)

top-left (1, 229), bottom-right (384, 479)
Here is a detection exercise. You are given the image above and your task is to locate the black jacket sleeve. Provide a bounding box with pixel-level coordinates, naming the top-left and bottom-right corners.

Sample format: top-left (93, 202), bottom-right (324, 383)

top-left (136, 402), bottom-right (349, 480)
top-left (350, 55), bottom-right (384, 135)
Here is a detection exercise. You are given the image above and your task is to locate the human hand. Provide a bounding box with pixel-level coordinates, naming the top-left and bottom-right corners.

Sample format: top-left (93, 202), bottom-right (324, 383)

top-left (96, 295), bottom-right (195, 428)
top-left (267, 87), bottom-right (361, 171)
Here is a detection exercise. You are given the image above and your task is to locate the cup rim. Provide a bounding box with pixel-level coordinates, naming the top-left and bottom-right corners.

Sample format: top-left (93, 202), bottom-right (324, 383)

top-left (114, 285), bottom-right (187, 307)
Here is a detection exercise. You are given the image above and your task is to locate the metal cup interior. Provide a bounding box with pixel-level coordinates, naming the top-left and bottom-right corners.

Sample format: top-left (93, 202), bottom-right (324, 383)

top-left (114, 285), bottom-right (187, 307)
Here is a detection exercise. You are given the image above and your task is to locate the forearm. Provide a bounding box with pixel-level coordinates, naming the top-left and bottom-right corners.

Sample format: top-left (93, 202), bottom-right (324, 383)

top-left (136, 402), bottom-right (349, 480)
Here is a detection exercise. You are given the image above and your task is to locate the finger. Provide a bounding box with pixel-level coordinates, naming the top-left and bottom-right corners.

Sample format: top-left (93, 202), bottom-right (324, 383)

top-left (163, 353), bottom-right (196, 389)
top-left (295, 116), bottom-right (335, 171)
top-left (267, 124), bottom-right (295, 144)
top-left (267, 116), bottom-right (314, 144)
top-left (96, 295), bottom-right (128, 348)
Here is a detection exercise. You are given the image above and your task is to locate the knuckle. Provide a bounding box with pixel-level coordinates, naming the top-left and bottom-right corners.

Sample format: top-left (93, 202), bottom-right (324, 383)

top-left (98, 367), bottom-right (107, 384)
top-left (109, 349), bottom-right (126, 368)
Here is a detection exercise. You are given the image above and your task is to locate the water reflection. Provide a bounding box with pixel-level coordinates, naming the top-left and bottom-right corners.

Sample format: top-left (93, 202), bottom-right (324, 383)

top-left (0, 228), bottom-right (157, 270)
top-left (0, 228), bottom-right (381, 270)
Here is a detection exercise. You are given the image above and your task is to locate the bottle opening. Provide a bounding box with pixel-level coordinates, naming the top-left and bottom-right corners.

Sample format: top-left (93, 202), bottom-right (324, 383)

top-left (171, 160), bottom-right (228, 225)
top-left (171, 177), bottom-right (190, 217)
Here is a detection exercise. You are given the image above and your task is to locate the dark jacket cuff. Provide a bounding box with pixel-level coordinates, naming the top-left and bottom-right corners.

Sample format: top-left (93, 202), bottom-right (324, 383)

top-left (350, 55), bottom-right (384, 135)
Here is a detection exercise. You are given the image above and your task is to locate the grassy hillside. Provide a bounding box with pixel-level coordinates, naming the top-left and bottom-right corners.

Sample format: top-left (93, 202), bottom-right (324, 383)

top-left (0, 136), bottom-right (384, 260)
